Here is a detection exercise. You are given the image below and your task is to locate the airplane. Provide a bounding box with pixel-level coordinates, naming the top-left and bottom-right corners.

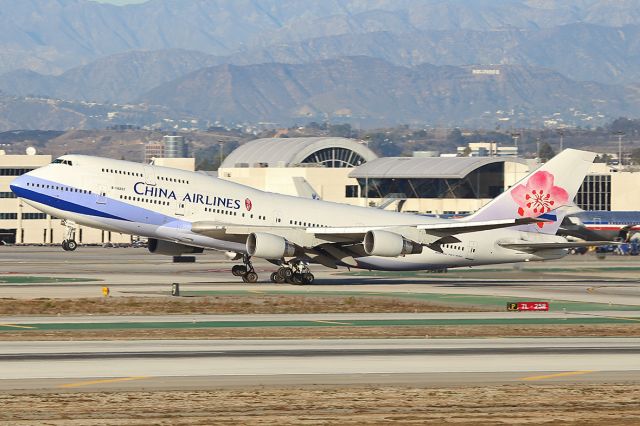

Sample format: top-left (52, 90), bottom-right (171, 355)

top-left (9, 148), bottom-right (610, 284)
top-left (560, 210), bottom-right (640, 242)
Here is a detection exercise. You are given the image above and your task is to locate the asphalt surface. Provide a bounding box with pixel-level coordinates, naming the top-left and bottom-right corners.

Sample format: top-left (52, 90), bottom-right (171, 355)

top-left (0, 338), bottom-right (639, 391)
top-left (1, 246), bottom-right (640, 307)
top-left (1, 311), bottom-right (639, 332)
top-left (1, 247), bottom-right (640, 392)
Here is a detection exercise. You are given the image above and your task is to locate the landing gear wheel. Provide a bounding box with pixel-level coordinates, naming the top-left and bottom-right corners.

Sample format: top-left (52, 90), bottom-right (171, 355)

top-left (302, 272), bottom-right (314, 285)
top-left (244, 271), bottom-right (258, 283)
top-left (66, 240), bottom-right (77, 251)
top-left (270, 272), bottom-right (278, 283)
top-left (232, 265), bottom-right (247, 276)
top-left (289, 273), bottom-right (303, 285)
top-left (61, 240), bottom-right (69, 251)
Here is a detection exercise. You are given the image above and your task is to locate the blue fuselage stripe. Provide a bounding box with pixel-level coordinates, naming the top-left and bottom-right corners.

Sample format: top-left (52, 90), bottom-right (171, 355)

top-left (10, 185), bottom-right (130, 221)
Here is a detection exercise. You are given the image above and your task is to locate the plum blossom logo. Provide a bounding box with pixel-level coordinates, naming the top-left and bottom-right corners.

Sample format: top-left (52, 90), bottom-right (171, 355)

top-left (511, 171), bottom-right (568, 228)
top-left (245, 198), bottom-right (253, 211)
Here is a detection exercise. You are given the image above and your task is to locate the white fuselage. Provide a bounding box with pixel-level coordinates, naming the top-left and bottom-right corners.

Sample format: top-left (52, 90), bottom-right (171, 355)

top-left (10, 155), bottom-right (566, 270)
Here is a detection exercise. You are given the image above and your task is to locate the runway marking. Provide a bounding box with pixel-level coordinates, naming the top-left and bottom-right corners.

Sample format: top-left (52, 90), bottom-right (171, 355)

top-left (0, 323), bottom-right (35, 329)
top-left (313, 320), bottom-right (352, 326)
top-left (571, 312), bottom-right (640, 323)
top-left (520, 370), bottom-right (594, 381)
top-left (57, 376), bottom-right (150, 388)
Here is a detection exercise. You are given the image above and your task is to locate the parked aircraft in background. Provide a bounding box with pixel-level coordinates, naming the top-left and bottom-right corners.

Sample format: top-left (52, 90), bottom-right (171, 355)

top-left (10, 149), bottom-right (610, 284)
top-left (560, 210), bottom-right (640, 242)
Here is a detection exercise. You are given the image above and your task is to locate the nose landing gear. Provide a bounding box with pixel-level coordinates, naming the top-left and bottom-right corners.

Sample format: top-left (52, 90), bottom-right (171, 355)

top-left (61, 220), bottom-right (78, 251)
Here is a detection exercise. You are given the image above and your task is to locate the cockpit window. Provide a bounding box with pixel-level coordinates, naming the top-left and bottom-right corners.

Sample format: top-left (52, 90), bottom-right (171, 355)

top-left (52, 158), bottom-right (73, 166)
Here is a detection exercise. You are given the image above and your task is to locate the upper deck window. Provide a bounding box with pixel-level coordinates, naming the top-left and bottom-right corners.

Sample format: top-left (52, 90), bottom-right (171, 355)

top-left (52, 158), bottom-right (72, 166)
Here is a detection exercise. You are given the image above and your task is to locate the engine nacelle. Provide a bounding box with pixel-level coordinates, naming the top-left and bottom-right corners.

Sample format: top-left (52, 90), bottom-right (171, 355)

top-left (148, 238), bottom-right (204, 256)
top-left (246, 232), bottom-right (296, 259)
top-left (363, 230), bottom-right (423, 257)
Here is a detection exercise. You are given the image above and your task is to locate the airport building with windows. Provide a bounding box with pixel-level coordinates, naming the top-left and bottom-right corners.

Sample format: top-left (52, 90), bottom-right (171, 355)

top-left (219, 137), bottom-right (531, 214)
top-left (2, 137), bottom-right (640, 245)
top-left (219, 137), bottom-right (640, 215)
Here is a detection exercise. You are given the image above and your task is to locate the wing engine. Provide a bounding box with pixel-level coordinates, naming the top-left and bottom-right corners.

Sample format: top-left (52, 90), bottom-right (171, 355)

top-left (363, 230), bottom-right (422, 257)
top-left (246, 232), bottom-right (297, 260)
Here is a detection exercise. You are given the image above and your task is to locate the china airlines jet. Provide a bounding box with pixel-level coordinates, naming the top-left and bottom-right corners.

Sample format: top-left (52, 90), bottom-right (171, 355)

top-left (10, 149), bottom-right (608, 284)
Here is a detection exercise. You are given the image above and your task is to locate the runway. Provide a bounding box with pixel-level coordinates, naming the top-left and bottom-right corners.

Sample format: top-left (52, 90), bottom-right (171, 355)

top-left (1, 247), bottom-right (639, 394)
top-left (2, 247), bottom-right (640, 308)
top-left (1, 311), bottom-right (639, 332)
top-left (0, 338), bottom-right (639, 391)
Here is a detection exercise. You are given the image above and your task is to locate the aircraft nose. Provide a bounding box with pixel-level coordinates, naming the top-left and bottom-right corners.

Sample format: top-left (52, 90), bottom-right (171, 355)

top-left (10, 173), bottom-right (29, 197)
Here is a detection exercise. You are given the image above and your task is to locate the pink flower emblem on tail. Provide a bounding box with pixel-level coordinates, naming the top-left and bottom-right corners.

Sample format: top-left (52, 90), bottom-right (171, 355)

top-left (510, 171), bottom-right (569, 228)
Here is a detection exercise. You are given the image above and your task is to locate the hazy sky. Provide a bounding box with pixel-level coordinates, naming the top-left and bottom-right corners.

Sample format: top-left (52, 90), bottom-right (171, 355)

top-left (93, 0), bottom-right (149, 4)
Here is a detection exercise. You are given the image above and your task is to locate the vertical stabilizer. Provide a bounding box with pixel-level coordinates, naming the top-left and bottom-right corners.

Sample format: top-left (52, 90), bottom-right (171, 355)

top-left (468, 149), bottom-right (596, 234)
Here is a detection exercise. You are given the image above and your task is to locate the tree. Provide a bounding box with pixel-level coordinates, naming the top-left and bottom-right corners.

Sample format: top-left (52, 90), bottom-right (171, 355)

top-left (446, 128), bottom-right (465, 146)
top-left (594, 153), bottom-right (612, 164)
top-left (195, 140), bottom-right (240, 170)
top-left (538, 142), bottom-right (556, 162)
top-left (608, 117), bottom-right (640, 135)
top-left (328, 123), bottom-right (353, 138)
top-left (366, 133), bottom-right (402, 157)
top-left (630, 148), bottom-right (640, 165)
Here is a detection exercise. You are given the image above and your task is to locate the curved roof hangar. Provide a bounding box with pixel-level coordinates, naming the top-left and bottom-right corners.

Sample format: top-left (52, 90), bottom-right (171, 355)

top-left (349, 156), bottom-right (527, 179)
top-left (221, 137), bottom-right (377, 168)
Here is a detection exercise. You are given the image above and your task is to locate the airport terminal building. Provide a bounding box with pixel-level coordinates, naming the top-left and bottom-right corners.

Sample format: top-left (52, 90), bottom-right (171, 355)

top-left (220, 137), bottom-right (640, 215)
top-left (2, 137), bottom-right (640, 244)
top-left (219, 137), bottom-right (531, 214)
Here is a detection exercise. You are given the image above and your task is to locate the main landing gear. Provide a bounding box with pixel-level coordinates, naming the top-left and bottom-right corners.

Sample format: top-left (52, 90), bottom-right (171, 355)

top-left (270, 260), bottom-right (314, 285)
top-left (61, 221), bottom-right (78, 251)
top-left (230, 256), bottom-right (315, 285)
top-left (231, 254), bottom-right (258, 283)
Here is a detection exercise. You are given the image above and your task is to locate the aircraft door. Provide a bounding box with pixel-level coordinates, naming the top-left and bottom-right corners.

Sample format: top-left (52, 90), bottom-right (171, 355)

top-left (272, 210), bottom-right (282, 226)
top-left (175, 201), bottom-right (185, 216)
top-left (143, 165), bottom-right (157, 186)
top-left (96, 184), bottom-right (107, 205)
top-left (465, 240), bottom-right (477, 260)
top-left (593, 217), bottom-right (601, 231)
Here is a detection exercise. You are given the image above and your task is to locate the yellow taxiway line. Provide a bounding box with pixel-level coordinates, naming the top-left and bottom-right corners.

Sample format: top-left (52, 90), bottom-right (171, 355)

top-left (313, 320), bottom-right (352, 325)
top-left (520, 370), bottom-right (594, 381)
top-left (58, 376), bottom-right (150, 388)
top-left (0, 323), bottom-right (35, 329)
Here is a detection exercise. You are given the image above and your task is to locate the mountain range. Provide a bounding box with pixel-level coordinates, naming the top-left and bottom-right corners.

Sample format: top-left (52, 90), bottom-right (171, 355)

top-left (1, 56), bottom-right (637, 130)
top-left (139, 57), bottom-right (638, 127)
top-left (1, 0), bottom-right (640, 129)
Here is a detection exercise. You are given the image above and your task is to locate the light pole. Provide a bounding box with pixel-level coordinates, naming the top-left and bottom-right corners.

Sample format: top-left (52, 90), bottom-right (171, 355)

top-left (510, 132), bottom-right (521, 187)
top-left (218, 140), bottom-right (224, 168)
top-left (510, 132), bottom-right (520, 156)
top-left (614, 131), bottom-right (625, 166)
top-left (558, 129), bottom-right (564, 152)
top-left (363, 136), bottom-right (370, 208)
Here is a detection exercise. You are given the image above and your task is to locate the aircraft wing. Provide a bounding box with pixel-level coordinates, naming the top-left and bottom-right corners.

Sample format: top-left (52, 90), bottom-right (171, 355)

top-left (191, 216), bottom-right (551, 247)
top-left (498, 241), bottom-right (616, 252)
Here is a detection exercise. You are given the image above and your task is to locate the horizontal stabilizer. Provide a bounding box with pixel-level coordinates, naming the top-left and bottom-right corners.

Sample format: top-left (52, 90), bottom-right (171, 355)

top-left (499, 241), bottom-right (616, 252)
